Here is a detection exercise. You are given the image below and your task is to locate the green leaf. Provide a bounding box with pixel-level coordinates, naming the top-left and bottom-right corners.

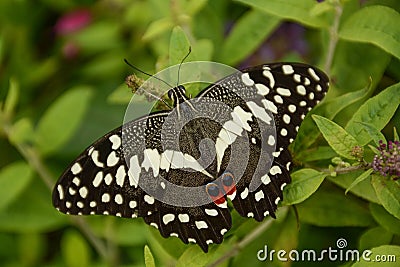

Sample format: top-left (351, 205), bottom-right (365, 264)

top-left (3, 78), bottom-right (19, 117)
top-left (370, 203), bottom-right (400, 236)
top-left (234, 0), bottom-right (329, 28)
top-left (296, 146), bottom-right (337, 162)
top-left (61, 230), bottom-right (91, 267)
top-left (297, 188), bottom-right (375, 227)
top-left (71, 22), bottom-right (123, 54)
top-left (34, 86), bottom-right (93, 156)
top-left (331, 42), bottom-right (390, 93)
top-left (339, 5), bottom-right (400, 60)
top-left (218, 9), bottom-right (280, 65)
top-left (359, 227), bottom-right (393, 251)
top-left (143, 17), bottom-right (174, 41)
top-left (294, 84), bottom-right (373, 153)
top-left (107, 83), bottom-right (133, 105)
top-left (394, 127), bottom-right (399, 141)
top-left (0, 162), bottom-right (33, 212)
top-left (144, 245), bottom-right (156, 267)
top-left (312, 115), bottom-right (359, 159)
top-left (282, 168), bottom-right (326, 205)
top-left (356, 122), bottom-right (387, 146)
top-left (169, 26), bottom-right (191, 66)
top-left (345, 82), bottom-right (400, 146)
top-left (183, 0), bottom-right (208, 16)
top-left (371, 175), bottom-right (400, 220)
top-left (8, 118), bottom-right (34, 145)
top-left (176, 246), bottom-right (213, 267)
top-left (345, 169), bottom-right (374, 195)
top-left (352, 245), bottom-right (400, 267)
top-left (191, 39), bottom-right (213, 61)
top-left (328, 171), bottom-right (379, 203)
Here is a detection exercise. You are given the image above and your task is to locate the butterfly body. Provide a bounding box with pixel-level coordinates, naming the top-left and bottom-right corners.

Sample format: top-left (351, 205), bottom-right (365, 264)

top-left (53, 63), bottom-right (329, 252)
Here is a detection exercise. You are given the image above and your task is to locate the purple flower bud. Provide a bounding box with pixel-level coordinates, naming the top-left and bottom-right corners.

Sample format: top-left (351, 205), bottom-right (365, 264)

top-left (372, 140), bottom-right (400, 179)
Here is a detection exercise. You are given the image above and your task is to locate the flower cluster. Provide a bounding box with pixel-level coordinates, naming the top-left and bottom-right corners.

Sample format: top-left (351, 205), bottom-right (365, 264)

top-left (372, 140), bottom-right (400, 179)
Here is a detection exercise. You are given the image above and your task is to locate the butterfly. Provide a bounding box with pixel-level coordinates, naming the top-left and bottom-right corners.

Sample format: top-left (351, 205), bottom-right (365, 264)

top-left (53, 62), bottom-right (329, 252)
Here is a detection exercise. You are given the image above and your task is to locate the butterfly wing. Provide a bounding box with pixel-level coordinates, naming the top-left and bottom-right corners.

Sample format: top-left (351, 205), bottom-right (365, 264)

top-left (198, 63), bottom-right (329, 221)
top-left (52, 111), bottom-right (232, 252)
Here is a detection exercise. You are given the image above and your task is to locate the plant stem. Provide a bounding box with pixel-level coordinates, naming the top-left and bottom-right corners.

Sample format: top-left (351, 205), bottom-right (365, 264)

top-left (324, 1), bottom-right (343, 74)
top-left (0, 116), bottom-right (114, 266)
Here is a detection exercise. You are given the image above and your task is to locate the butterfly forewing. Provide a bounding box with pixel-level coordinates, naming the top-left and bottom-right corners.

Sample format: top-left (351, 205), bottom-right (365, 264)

top-left (53, 62), bottom-right (329, 252)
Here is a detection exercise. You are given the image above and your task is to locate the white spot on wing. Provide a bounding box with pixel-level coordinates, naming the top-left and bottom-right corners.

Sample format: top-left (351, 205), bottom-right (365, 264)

top-left (104, 173), bottom-right (112, 185)
top-left (296, 85), bottom-right (307, 96)
top-left (79, 187), bottom-right (88, 198)
top-left (115, 194), bottom-right (123, 204)
top-left (262, 99), bottom-right (278, 114)
top-left (144, 195), bottom-right (154, 205)
top-left (141, 149), bottom-right (161, 176)
top-left (162, 214), bottom-right (175, 225)
top-left (72, 177), bottom-right (80, 186)
top-left (178, 214), bottom-right (189, 223)
top-left (288, 104), bottom-right (296, 113)
top-left (270, 166), bottom-right (282, 175)
top-left (71, 163), bottom-right (82, 175)
top-left (93, 171), bottom-right (103, 187)
top-left (231, 106), bottom-right (253, 131)
top-left (91, 150), bottom-right (104, 168)
top-left (109, 134), bottom-right (121, 150)
top-left (262, 70), bottom-right (275, 88)
top-left (261, 174), bottom-right (271, 185)
top-left (240, 188), bottom-right (249, 199)
top-left (115, 165), bottom-right (126, 187)
top-left (282, 64), bottom-right (294, 75)
top-left (57, 185), bottom-right (64, 200)
top-left (308, 67), bottom-right (320, 81)
top-left (204, 209), bottom-right (218, 216)
top-left (160, 150), bottom-right (173, 172)
top-left (129, 201), bottom-right (137, 208)
top-left (283, 114), bottom-right (291, 124)
top-left (255, 190), bottom-right (265, 202)
top-left (102, 193), bottom-right (110, 202)
top-left (247, 101), bottom-right (272, 124)
top-left (128, 155), bottom-right (140, 187)
top-left (277, 87), bottom-right (291, 97)
top-left (267, 135), bottom-right (275, 146)
top-left (241, 73), bottom-right (254, 86)
top-left (106, 151), bottom-right (119, 167)
top-left (195, 221), bottom-right (208, 229)
top-left (255, 83), bottom-right (270, 96)
top-left (274, 95), bottom-right (283, 104)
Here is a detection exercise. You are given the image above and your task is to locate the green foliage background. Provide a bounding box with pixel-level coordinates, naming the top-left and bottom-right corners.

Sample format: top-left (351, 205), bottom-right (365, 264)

top-left (0, 0), bottom-right (400, 266)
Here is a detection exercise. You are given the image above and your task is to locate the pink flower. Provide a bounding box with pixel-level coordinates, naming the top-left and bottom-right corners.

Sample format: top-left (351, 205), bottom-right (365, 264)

top-left (54, 9), bottom-right (92, 36)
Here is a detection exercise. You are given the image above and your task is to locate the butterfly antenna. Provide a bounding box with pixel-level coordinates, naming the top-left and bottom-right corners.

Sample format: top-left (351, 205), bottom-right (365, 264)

top-left (124, 59), bottom-right (174, 88)
top-left (124, 59), bottom-right (173, 109)
top-left (176, 47), bottom-right (192, 87)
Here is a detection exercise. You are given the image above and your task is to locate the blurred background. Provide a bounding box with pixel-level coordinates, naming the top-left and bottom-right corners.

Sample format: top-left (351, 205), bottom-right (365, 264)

top-left (0, 0), bottom-right (399, 266)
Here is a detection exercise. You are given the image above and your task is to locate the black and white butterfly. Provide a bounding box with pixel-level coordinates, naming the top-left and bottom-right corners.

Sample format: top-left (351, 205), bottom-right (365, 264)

top-left (53, 63), bottom-right (329, 252)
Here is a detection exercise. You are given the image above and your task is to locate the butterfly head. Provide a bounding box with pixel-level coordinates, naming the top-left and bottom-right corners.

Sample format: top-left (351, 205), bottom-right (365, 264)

top-left (167, 85), bottom-right (189, 107)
